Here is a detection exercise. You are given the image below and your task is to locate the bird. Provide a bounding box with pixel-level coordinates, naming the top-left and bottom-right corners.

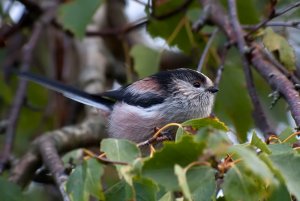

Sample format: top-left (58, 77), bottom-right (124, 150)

top-left (17, 68), bottom-right (218, 143)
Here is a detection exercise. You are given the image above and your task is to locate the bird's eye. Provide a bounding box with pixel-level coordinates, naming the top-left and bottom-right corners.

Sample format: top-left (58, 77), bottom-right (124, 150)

top-left (193, 81), bottom-right (201, 88)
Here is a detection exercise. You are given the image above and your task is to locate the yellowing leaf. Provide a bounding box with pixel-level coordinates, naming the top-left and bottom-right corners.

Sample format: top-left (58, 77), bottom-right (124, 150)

top-left (182, 117), bottom-right (229, 131)
top-left (262, 28), bottom-right (296, 71)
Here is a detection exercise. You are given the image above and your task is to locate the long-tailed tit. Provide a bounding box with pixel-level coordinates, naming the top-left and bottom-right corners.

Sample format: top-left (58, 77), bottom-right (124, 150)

top-left (18, 68), bottom-right (218, 143)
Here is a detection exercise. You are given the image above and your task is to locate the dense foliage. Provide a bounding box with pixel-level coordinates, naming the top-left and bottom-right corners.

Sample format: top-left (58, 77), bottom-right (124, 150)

top-left (1, 0), bottom-right (300, 200)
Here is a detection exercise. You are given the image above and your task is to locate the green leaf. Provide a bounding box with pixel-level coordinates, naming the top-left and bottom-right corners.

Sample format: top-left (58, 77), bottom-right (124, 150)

top-left (142, 135), bottom-right (205, 190)
top-left (229, 146), bottom-right (274, 183)
top-left (174, 165), bottom-right (193, 201)
top-left (175, 126), bottom-right (185, 142)
top-left (130, 44), bottom-right (161, 78)
top-left (250, 131), bottom-right (271, 154)
top-left (66, 158), bottom-right (104, 201)
top-left (278, 127), bottom-right (298, 144)
top-left (182, 117), bottom-right (229, 131)
top-left (66, 164), bottom-right (87, 201)
top-left (84, 159), bottom-right (105, 200)
top-left (105, 180), bottom-right (134, 201)
top-left (58, 0), bottom-right (102, 39)
top-left (101, 138), bottom-right (141, 178)
top-left (268, 144), bottom-right (294, 155)
top-left (147, 0), bottom-right (203, 53)
top-left (236, 0), bottom-right (260, 24)
top-left (175, 165), bottom-right (216, 201)
top-left (133, 177), bottom-right (159, 201)
top-left (119, 165), bottom-right (137, 186)
top-left (186, 166), bottom-right (216, 201)
top-left (220, 0), bottom-right (260, 24)
top-left (259, 153), bottom-right (285, 183)
top-left (262, 28), bottom-right (296, 71)
top-left (158, 192), bottom-right (174, 201)
top-left (270, 152), bottom-right (300, 200)
top-left (0, 177), bottom-right (24, 201)
top-left (214, 60), bottom-right (253, 141)
top-left (266, 182), bottom-right (291, 201)
top-left (203, 131), bottom-right (232, 154)
top-left (186, 8), bottom-right (202, 23)
top-left (223, 165), bottom-right (265, 201)
top-left (101, 138), bottom-right (141, 164)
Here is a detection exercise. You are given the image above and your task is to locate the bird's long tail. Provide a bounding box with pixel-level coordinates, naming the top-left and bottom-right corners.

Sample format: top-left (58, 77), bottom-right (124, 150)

top-left (16, 70), bottom-right (115, 111)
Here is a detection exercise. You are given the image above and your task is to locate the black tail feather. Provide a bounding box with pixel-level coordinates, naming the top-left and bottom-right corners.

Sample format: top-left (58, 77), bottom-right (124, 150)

top-left (17, 71), bottom-right (115, 111)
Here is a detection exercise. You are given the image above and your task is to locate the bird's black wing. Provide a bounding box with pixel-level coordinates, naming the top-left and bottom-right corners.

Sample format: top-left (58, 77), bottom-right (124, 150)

top-left (102, 77), bottom-right (166, 108)
top-left (17, 71), bottom-right (115, 111)
top-left (102, 89), bottom-right (165, 108)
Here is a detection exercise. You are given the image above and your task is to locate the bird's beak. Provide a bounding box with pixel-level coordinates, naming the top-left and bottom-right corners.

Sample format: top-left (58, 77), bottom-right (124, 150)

top-left (205, 86), bottom-right (219, 93)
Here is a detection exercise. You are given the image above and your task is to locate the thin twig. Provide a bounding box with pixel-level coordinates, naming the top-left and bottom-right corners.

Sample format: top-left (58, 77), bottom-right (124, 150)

top-left (274, 1), bottom-right (300, 18)
top-left (227, 0), bottom-right (275, 138)
top-left (131, 0), bottom-right (148, 6)
top-left (86, 18), bottom-right (148, 37)
top-left (197, 28), bottom-right (219, 72)
top-left (15, 0), bottom-right (192, 39)
top-left (243, 21), bottom-right (300, 30)
top-left (0, 8), bottom-right (56, 173)
top-left (137, 123), bottom-right (182, 147)
top-left (266, 21), bottom-right (300, 28)
top-left (214, 47), bottom-right (229, 87)
top-left (86, 0), bottom-right (193, 37)
top-left (87, 0), bottom-right (193, 37)
top-left (192, 3), bottom-right (211, 32)
top-left (83, 149), bottom-right (128, 166)
top-left (282, 131), bottom-right (300, 143)
top-left (151, 0), bottom-right (193, 20)
top-left (247, 1), bottom-right (300, 34)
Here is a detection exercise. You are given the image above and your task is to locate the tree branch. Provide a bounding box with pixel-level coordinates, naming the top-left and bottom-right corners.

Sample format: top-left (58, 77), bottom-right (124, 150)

top-left (39, 138), bottom-right (70, 201)
top-left (198, 0), bottom-right (300, 130)
top-left (9, 115), bottom-right (108, 188)
top-left (227, 0), bottom-right (274, 138)
top-left (251, 45), bottom-right (300, 130)
top-left (0, 7), bottom-right (57, 173)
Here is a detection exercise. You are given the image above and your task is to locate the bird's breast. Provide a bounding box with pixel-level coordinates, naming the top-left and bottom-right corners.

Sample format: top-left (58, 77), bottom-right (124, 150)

top-left (108, 102), bottom-right (165, 142)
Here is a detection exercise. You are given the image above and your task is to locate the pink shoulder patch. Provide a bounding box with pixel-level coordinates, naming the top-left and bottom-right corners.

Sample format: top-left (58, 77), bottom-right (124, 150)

top-left (130, 77), bottom-right (162, 94)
